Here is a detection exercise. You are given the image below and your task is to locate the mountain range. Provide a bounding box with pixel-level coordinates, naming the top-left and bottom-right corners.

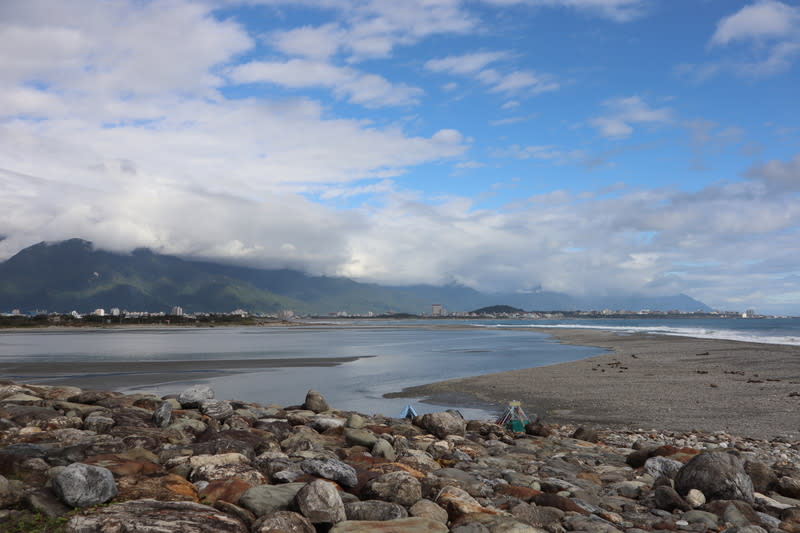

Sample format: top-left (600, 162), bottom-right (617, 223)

top-left (0, 239), bottom-right (711, 314)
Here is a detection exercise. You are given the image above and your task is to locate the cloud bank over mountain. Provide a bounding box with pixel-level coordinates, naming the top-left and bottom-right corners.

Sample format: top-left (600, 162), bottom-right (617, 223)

top-left (1, 1), bottom-right (798, 314)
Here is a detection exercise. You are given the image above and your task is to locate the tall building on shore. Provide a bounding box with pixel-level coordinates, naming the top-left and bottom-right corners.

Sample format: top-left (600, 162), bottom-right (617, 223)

top-left (432, 304), bottom-right (444, 316)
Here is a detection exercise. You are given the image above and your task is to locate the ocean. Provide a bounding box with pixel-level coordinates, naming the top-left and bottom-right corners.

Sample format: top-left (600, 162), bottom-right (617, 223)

top-left (1, 317), bottom-right (798, 417)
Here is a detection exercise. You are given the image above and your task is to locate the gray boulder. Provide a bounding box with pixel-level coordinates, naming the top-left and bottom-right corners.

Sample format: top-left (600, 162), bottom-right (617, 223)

top-left (344, 428), bottom-right (378, 448)
top-left (239, 482), bottom-right (306, 517)
top-left (674, 451), bottom-right (754, 503)
top-left (303, 390), bottom-right (329, 413)
top-left (65, 499), bottom-right (247, 532)
top-left (252, 511), bottom-right (314, 533)
top-left (152, 401), bottom-right (172, 428)
top-left (644, 456), bottom-right (684, 480)
top-left (330, 517), bottom-right (449, 533)
top-left (200, 399), bottom-right (234, 420)
top-left (300, 458), bottom-right (358, 488)
top-left (419, 411), bottom-right (466, 439)
top-left (178, 385), bottom-right (214, 408)
top-left (52, 463), bottom-right (117, 508)
top-left (295, 479), bottom-right (346, 524)
top-left (363, 471), bottom-right (422, 507)
top-left (345, 500), bottom-right (409, 521)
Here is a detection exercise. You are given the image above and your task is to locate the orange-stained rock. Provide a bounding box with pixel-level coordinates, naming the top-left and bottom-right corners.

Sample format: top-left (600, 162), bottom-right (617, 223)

top-left (436, 485), bottom-right (501, 522)
top-left (199, 478), bottom-right (253, 506)
top-left (493, 484), bottom-right (543, 501)
top-left (576, 471), bottom-right (603, 485)
top-left (532, 493), bottom-right (589, 515)
top-left (116, 474), bottom-right (198, 502)
top-left (367, 462), bottom-right (426, 480)
top-left (84, 454), bottom-right (163, 477)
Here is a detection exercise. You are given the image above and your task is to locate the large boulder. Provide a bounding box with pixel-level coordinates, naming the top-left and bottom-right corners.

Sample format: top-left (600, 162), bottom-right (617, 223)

top-left (239, 482), bottom-right (306, 517)
top-left (363, 471), bottom-right (422, 507)
top-left (200, 399), bottom-right (234, 420)
top-left (52, 463), bottom-right (117, 508)
top-left (345, 500), bottom-right (409, 521)
top-left (65, 499), bottom-right (247, 532)
top-left (330, 517), bottom-right (449, 533)
top-left (252, 511), bottom-right (314, 533)
top-left (674, 451), bottom-right (754, 503)
top-left (152, 402), bottom-right (172, 428)
top-left (295, 479), bottom-right (346, 524)
top-left (418, 411), bottom-right (466, 439)
top-left (300, 458), bottom-right (358, 488)
top-left (303, 390), bottom-right (329, 413)
top-left (177, 385), bottom-right (214, 409)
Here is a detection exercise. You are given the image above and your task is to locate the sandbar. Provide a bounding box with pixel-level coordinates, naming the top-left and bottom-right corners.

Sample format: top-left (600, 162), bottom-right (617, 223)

top-left (394, 328), bottom-right (800, 440)
top-left (1, 356), bottom-right (368, 390)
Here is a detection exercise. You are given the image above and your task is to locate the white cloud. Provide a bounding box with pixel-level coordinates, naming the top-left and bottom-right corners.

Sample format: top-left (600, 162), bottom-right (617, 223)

top-left (688, 0), bottom-right (800, 77)
top-left (711, 0), bottom-right (799, 45)
top-left (271, 23), bottom-right (345, 59)
top-left (252, 0), bottom-right (477, 61)
top-left (425, 51), bottom-right (510, 74)
top-left (425, 51), bottom-right (558, 96)
top-left (230, 59), bottom-right (423, 107)
top-left (479, 0), bottom-right (647, 22)
top-left (590, 96), bottom-right (671, 139)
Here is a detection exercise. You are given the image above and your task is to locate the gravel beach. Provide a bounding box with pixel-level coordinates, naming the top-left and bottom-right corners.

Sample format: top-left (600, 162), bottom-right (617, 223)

top-left (394, 329), bottom-right (800, 441)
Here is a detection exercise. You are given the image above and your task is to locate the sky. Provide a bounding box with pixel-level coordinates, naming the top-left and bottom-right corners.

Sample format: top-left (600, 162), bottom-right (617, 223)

top-left (1, 0), bottom-right (799, 314)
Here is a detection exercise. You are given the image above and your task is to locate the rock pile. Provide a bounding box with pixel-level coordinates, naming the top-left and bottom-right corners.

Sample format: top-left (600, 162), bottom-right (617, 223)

top-left (1, 381), bottom-right (799, 532)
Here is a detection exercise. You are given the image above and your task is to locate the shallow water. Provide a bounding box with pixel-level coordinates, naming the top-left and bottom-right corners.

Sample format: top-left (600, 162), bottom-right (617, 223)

top-left (0, 324), bottom-right (600, 417)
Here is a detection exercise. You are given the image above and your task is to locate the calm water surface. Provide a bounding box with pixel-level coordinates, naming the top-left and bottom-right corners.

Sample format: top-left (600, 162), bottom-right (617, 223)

top-left (0, 325), bottom-right (600, 417)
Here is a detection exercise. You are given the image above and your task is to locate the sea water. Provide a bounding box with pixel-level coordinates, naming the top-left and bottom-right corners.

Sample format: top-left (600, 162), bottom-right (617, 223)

top-left (2, 317), bottom-right (798, 417)
top-left (0, 324), bottom-right (599, 417)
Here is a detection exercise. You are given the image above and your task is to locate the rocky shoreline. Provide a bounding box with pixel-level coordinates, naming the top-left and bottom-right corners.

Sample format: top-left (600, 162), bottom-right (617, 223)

top-left (1, 380), bottom-right (799, 532)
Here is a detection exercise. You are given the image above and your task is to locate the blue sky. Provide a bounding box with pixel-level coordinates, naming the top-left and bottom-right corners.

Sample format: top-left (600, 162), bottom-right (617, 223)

top-left (0, 0), bottom-right (799, 313)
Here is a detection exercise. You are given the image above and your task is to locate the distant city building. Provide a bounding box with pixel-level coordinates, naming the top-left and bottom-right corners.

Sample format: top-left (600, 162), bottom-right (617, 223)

top-left (170, 306), bottom-right (183, 316)
top-left (742, 309), bottom-right (755, 318)
top-left (110, 308), bottom-right (121, 316)
top-left (231, 309), bottom-right (248, 317)
top-left (11, 309), bottom-right (21, 316)
top-left (431, 304), bottom-right (444, 316)
top-left (278, 309), bottom-right (294, 320)
top-left (92, 308), bottom-right (105, 316)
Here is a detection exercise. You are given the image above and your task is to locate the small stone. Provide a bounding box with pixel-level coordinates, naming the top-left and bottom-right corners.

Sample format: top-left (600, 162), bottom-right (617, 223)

top-left (685, 488), bottom-right (706, 507)
top-left (654, 485), bottom-right (690, 512)
top-left (572, 426), bottom-right (599, 442)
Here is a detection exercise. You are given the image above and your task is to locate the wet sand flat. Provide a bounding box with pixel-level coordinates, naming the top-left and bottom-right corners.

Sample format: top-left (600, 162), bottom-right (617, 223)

top-left (0, 356), bottom-right (369, 390)
top-left (394, 328), bottom-right (800, 440)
